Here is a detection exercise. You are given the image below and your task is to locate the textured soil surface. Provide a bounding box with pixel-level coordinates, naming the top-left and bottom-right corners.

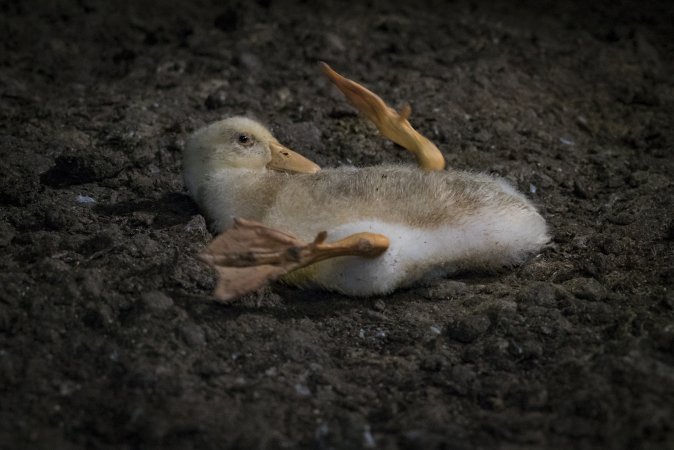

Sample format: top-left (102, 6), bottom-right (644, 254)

top-left (1, 0), bottom-right (673, 448)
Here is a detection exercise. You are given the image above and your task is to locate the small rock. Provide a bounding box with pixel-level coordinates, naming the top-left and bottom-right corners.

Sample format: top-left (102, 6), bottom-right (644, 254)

top-left (635, 32), bottom-right (662, 75)
top-left (363, 425), bottom-right (376, 448)
top-left (662, 292), bottom-right (674, 310)
top-left (364, 310), bottom-right (387, 321)
top-left (518, 282), bottom-right (557, 307)
top-left (0, 309), bottom-right (12, 332)
top-left (510, 339), bottom-right (544, 359)
top-left (82, 302), bottom-right (114, 329)
top-left (374, 15), bottom-right (409, 32)
top-left (493, 119), bottom-right (514, 134)
top-left (563, 277), bottom-right (607, 301)
top-left (512, 384), bottom-right (549, 410)
top-left (44, 208), bottom-right (75, 231)
top-left (420, 355), bottom-right (444, 372)
top-left (40, 152), bottom-right (128, 187)
top-left (131, 211), bottom-right (155, 226)
top-left (236, 53), bottom-right (261, 71)
top-left (0, 352), bottom-right (19, 386)
top-left (484, 336), bottom-right (510, 357)
top-left (627, 171), bottom-right (650, 188)
top-left (481, 299), bottom-right (518, 319)
top-left (180, 322), bottom-right (206, 347)
top-left (155, 60), bottom-right (186, 89)
top-left (573, 180), bottom-right (591, 199)
top-left (525, 386), bottom-right (549, 409)
top-left (0, 222), bottom-right (15, 247)
top-left (325, 32), bottom-right (345, 51)
top-left (276, 87), bottom-right (292, 104)
top-left (429, 325), bottom-right (442, 335)
top-left (81, 270), bottom-right (104, 298)
top-left (1, 171), bottom-right (39, 205)
top-left (421, 280), bottom-right (468, 300)
top-left (374, 329), bottom-right (387, 339)
top-left (294, 383), bottom-right (312, 397)
top-left (75, 194), bottom-right (96, 205)
top-left (447, 315), bottom-right (491, 343)
top-left (185, 215), bottom-right (209, 236)
top-left (581, 253), bottom-right (608, 278)
top-left (213, 9), bottom-right (238, 32)
top-left (142, 291), bottom-right (174, 311)
top-left (403, 430), bottom-right (459, 448)
top-left (204, 90), bottom-right (227, 110)
top-left (449, 364), bottom-right (476, 395)
top-left (653, 324), bottom-right (674, 352)
top-left (608, 211), bottom-right (635, 225)
top-left (474, 129), bottom-right (492, 143)
top-left (133, 235), bottom-right (160, 257)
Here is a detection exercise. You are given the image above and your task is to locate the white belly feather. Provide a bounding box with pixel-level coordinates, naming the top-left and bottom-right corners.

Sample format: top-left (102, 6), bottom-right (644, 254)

top-left (309, 205), bottom-right (548, 296)
top-left (197, 166), bottom-right (549, 296)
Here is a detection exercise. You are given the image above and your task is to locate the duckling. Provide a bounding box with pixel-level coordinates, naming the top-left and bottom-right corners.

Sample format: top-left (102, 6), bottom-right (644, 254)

top-left (185, 64), bottom-right (549, 302)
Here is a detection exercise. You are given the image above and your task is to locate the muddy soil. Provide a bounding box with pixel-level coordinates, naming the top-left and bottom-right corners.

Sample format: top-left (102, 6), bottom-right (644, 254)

top-left (1, 0), bottom-right (673, 448)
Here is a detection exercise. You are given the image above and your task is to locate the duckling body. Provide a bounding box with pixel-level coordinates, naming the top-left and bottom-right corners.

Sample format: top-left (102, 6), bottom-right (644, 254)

top-left (185, 65), bottom-right (548, 300)
top-left (189, 155), bottom-right (548, 295)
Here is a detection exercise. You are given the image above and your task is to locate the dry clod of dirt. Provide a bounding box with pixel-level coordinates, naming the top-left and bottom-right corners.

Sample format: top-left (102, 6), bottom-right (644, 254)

top-left (141, 290), bottom-right (174, 312)
top-left (447, 315), bottom-right (492, 343)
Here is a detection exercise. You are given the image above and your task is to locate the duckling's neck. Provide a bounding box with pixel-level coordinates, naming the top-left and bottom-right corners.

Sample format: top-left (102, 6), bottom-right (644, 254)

top-left (196, 168), bottom-right (284, 232)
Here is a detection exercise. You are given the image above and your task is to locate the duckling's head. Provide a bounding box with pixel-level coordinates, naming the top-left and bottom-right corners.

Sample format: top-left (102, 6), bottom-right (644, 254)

top-left (183, 116), bottom-right (320, 197)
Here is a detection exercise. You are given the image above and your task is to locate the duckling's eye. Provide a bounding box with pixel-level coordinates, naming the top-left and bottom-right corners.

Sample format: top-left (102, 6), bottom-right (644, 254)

top-left (238, 134), bottom-right (254, 146)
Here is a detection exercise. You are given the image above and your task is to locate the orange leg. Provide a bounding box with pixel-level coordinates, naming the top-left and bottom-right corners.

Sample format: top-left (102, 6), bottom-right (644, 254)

top-left (198, 218), bottom-right (389, 302)
top-left (320, 62), bottom-right (445, 171)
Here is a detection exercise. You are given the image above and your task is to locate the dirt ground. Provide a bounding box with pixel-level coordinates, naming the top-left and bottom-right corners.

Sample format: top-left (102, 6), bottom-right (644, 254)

top-left (1, 0), bottom-right (673, 448)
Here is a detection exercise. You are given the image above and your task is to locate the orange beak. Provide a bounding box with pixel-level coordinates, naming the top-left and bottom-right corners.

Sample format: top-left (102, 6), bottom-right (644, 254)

top-left (267, 141), bottom-right (321, 174)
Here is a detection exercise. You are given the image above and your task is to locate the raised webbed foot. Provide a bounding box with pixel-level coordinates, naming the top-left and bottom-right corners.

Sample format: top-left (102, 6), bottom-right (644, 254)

top-left (320, 62), bottom-right (445, 171)
top-left (198, 218), bottom-right (389, 302)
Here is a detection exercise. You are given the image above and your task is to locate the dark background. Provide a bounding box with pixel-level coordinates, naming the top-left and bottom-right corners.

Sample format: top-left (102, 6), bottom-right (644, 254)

top-left (1, 0), bottom-right (673, 448)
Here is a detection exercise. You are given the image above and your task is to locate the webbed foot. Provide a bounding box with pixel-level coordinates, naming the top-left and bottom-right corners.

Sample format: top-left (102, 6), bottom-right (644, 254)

top-left (320, 62), bottom-right (445, 171)
top-left (198, 218), bottom-right (389, 302)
